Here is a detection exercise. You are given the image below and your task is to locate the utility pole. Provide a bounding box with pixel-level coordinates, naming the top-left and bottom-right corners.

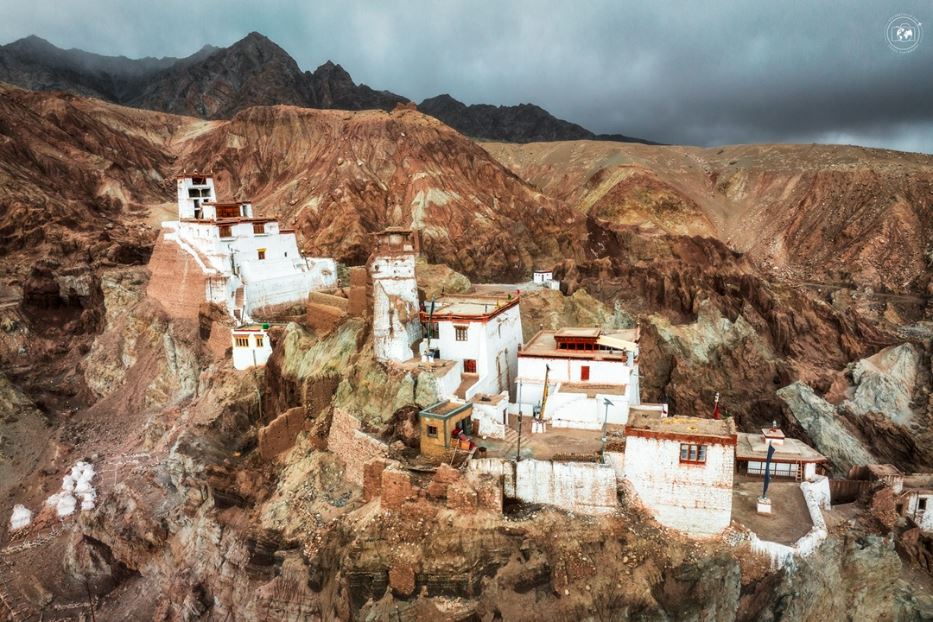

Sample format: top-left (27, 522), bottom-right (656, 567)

top-left (600, 398), bottom-right (614, 464)
top-left (516, 379), bottom-right (523, 462)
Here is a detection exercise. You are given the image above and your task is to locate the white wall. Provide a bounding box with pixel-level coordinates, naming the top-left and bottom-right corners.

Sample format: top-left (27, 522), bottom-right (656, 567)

top-left (473, 395), bottom-right (508, 440)
top-left (232, 330), bottom-right (273, 370)
top-left (519, 356), bottom-right (632, 391)
top-left (545, 391), bottom-right (630, 429)
top-left (533, 271), bottom-right (552, 284)
top-left (371, 254), bottom-right (421, 362)
top-left (623, 436), bottom-right (734, 536)
top-left (468, 458), bottom-right (618, 515)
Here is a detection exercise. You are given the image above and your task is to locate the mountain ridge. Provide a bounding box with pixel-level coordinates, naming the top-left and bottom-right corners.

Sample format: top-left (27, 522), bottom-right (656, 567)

top-left (0, 32), bottom-right (651, 143)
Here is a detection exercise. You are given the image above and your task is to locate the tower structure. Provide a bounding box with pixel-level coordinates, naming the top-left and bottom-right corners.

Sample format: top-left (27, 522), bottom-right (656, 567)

top-left (369, 228), bottom-right (422, 362)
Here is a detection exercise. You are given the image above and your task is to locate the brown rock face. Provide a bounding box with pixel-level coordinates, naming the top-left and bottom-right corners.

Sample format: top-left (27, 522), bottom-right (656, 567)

top-left (184, 105), bottom-right (584, 280)
top-left (484, 140), bottom-right (933, 296)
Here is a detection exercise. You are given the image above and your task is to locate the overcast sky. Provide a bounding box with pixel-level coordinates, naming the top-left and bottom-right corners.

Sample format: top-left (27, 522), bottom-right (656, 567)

top-left (2, 0), bottom-right (931, 152)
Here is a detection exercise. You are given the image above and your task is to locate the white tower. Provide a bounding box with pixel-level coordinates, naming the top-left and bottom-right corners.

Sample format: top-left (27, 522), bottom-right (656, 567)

top-left (176, 173), bottom-right (217, 219)
top-left (369, 228), bottom-right (422, 362)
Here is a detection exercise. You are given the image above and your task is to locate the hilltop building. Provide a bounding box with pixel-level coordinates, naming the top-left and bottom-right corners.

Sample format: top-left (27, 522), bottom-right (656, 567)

top-left (735, 426), bottom-right (827, 481)
top-left (369, 228), bottom-right (423, 362)
top-left (517, 327), bottom-right (641, 428)
top-left (623, 412), bottom-right (737, 536)
top-left (162, 173), bottom-right (337, 323)
top-left (420, 291), bottom-right (523, 399)
top-left (231, 325), bottom-right (273, 370)
top-left (533, 268), bottom-right (559, 290)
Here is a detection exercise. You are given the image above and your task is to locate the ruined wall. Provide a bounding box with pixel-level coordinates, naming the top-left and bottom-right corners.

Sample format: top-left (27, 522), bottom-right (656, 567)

top-left (327, 407), bottom-right (389, 486)
top-left (623, 436), bottom-right (734, 536)
top-left (258, 406), bottom-right (307, 459)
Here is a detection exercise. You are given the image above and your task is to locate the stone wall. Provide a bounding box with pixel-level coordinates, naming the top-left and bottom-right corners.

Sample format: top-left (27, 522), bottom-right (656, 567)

top-left (327, 408), bottom-right (389, 486)
top-left (622, 436), bottom-right (734, 536)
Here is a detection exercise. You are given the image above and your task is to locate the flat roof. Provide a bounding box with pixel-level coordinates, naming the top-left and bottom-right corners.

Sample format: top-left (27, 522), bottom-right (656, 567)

top-left (520, 327), bottom-right (638, 361)
top-left (472, 392), bottom-right (507, 405)
top-left (625, 413), bottom-right (736, 444)
top-left (557, 382), bottom-right (627, 397)
top-left (420, 399), bottom-right (473, 420)
top-left (555, 327), bottom-right (601, 338)
top-left (425, 292), bottom-right (520, 321)
top-left (735, 432), bottom-right (827, 464)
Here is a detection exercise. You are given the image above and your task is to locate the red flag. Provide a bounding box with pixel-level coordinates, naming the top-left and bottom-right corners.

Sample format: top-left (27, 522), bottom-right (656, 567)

top-left (712, 392), bottom-right (721, 420)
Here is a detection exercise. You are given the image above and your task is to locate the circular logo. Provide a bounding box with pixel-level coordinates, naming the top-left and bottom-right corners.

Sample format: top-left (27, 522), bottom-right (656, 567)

top-left (886, 14), bottom-right (923, 53)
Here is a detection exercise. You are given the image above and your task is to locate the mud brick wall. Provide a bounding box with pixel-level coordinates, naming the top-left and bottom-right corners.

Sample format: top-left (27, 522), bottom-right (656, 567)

top-left (146, 232), bottom-right (210, 320)
top-left (363, 458), bottom-right (389, 502)
top-left (258, 406), bottom-right (307, 459)
top-left (327, 408), bottom-right (389, 486)
top-left (381, 467), bottom-right (414, 510)
top-left (347, 266), bottom-right (371, 318)
top-left (306, 302), bottom-right (347, 333)
top-left (308, 291), bottom-right (349, 311)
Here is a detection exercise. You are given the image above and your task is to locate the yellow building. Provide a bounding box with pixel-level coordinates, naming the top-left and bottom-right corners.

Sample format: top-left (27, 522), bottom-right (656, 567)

top-left (419, 400), bottom-right (475, 457)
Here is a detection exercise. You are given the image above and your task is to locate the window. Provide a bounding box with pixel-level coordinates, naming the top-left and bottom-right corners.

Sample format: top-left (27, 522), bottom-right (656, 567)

top-left (455, 325), bottom-right (468, 341)
top-left (426, 424), bottom-right (438, 438)
top-left (257, 249), bottom-right (266, 260)
top-left (464, 359), bottom-right (477, 373)
top-left (679, 443), bottom-right (707, 464)
top-left (920, 498), bottom-right (928, 512)
top-left (254, 336), bottom-right (264, 348)
top-left (580, 365), bottom-right (590, 381)
top-left (253, 223), bottom-right (265, 234)
top-left (219, 225), bottom-right (232, 238)
top-left (234, 336), bottom-right (250, 348)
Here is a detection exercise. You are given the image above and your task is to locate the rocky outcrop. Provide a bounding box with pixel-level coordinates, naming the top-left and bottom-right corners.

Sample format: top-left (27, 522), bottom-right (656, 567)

top-left (777, 382), bottom-right (876, 474)
top-left (844, 343), bottom-right (923, 423)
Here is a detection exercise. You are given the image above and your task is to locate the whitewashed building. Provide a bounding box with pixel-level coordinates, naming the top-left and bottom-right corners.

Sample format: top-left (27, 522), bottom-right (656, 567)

top-left (370, 228), bottom-right (422, 362)
top-left (735, 426), bottom-right (827, 481)
top-left (164, 173), bottom-right (337, 322)
top-left (420, 292), bottom-right (523, 399)
top-left (231, 326), bottom-right (273, 370)
top-left (532, 269), bottom-right (559, 290)
top-left (517, 327), bottom-right (641, 429)
top-left (623, 413), bottom-right (737, 536)
top-left (471, 392), bottom-right (510, 440)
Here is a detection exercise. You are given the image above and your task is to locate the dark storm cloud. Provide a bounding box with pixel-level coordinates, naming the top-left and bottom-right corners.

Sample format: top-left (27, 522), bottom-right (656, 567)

top-left (2, 0), bottom-right (931, 152)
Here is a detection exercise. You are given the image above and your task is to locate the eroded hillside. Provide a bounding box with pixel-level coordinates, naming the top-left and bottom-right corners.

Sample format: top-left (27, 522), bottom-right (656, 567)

top-left (483, 140), bottom-right (933, 296)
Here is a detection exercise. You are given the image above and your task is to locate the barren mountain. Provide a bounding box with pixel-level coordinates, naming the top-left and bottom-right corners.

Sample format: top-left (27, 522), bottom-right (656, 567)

top-left (483, 140), bottom-right (933, 296)
top-left (0, 33), bottom-right (650, 142)
top-left (418, 93), bottom-right (654, 143)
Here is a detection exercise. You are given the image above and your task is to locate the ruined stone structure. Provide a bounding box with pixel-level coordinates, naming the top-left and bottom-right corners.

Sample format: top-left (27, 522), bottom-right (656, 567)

top-left (623, 413), bottom-right (737, 536)
top-left (369, 228), bottom-right (422, 362)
